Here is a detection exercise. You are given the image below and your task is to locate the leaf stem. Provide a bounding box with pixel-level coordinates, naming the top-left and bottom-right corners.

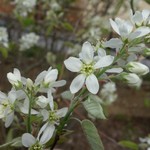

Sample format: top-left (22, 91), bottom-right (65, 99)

top-left (27, 94), bottom-right (32, 133)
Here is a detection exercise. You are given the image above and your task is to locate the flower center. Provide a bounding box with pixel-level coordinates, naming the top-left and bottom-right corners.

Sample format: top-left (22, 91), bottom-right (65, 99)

top-left (2, 100), bottom-right (13, 110)
top-left (30, 143), bottom-right (43, 150)
top-left (49, 111), bottom-right (59, 123)
top-left (2, 102), bottom-right (9, 107)
top-left (81, 64), bottom-right (94, 76)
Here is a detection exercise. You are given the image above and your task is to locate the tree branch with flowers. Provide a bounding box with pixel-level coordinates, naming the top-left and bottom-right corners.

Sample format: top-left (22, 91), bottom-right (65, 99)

top-left (0, 6), bottom-right (150, 150)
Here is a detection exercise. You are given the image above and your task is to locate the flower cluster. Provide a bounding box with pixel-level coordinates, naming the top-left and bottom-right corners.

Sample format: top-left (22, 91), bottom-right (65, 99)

top-left (100, 82), bottom-right (117, 105)
top-left (0, 27), bottom-right (9, 48)
top-left (19, 33), bottom-right (40, 51)
top-left (14, 0), bottom-right (37, 17)
top-left (139, 135), bottom-right (150, 150)
top-left (101, 9), bottom-right (150, 88)
top-left (0, 8), bottom-right (149, 150)
top-left (0, 67), bottom-right (67, 149)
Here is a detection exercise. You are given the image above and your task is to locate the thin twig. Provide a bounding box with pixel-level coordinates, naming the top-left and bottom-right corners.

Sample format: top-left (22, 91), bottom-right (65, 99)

top-left (130, 0), bottom-right (135, 14)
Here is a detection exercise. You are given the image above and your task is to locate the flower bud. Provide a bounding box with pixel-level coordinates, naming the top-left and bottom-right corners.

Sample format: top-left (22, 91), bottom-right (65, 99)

top-left (126, 62), bottom-right (149, 76)
top-left (121, 73), bottom-right (142, 87)
top-left (26, 78), bottom-right (33, 89)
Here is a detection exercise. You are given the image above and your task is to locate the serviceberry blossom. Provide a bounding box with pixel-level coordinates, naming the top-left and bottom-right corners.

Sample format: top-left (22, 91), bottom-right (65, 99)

top-left (139, 136), bottom-right (150, 150)
top-left (0, 90), bottom-right (16, 127)
top-left (22, 132), bottom-right (47, 150)
top-left (0, 27), bottom-right (8, 48)
top-left (14, 0), bottom-right (37, 17)
top-left (19, 33), bottom-right (39, 51)
top-left (64, 41), bottom-right (114, 94)
top-left (100, 82), bottom-right (117, 105)
top-left (38, 92), bottom-right (68, 142)
top-left (7, 68), bottom-right (23, 88)
top-left (35, 67), bottom-right (66, 93)
top-left (110, 18), bottom-right (150, 41)
top-left (131, 9), bottom-right (150, 26)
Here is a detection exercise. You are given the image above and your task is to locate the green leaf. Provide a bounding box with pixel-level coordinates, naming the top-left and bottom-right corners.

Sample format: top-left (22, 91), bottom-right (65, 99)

top-left (144, 99), bottom-right (150, 108)
top-left (0, 47), bottom-right (8, 58)
top-left (62, 22), bottom-right (73, 31)
top-left (11, 137), bottom-right (22, 147)
top-left (83, 96), bottom-right (106, 119)
top-left (6, 129), bottom-right (13, 142)
top-left (0, 137), bottom-right (22, 149)
top-left (145, 0), bottom-right (150, 4)
top-left (81, 119), bottom-right (104, 150)
top-left (119, 141), bottom-right (138, 150)
top-left (61, 91), bottom-right (74, 100)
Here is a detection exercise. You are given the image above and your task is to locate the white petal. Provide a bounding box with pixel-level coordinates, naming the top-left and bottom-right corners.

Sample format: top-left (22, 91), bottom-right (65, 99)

top-left (81, 41), bottom-right (94, 64)
top-left (56, 107), bottom-right (68, 118)
top-left (97, 48), bottom-right (106, 57)
top-left (85, 74), bottom-right (99, 94)
top-left (103, 38), bottom-right (123, 49)
top-left (15, 90), bottom-right (26, 100)
top-left (142, 9), bottom-right (150, 20)
top-left (22, 133), bottom-right (36, 147)
top-left (39, 124), bottom-right (55, 144)
top-left (64, 57), bottom-right (82, 72)
top-left (52, 80), bottom-right (66, 87)
top-left (5, 112), bottom-right (14, 128)
top-left (0, 91), bottom-right (7, 100)
top-left (8, 90), bottom-right (16, 104)
top-left (129, 27), bottom-right (150, 40)
top-left (44, 69), bottom-right (58, 83)
top-left (48, 91), bottom-right (54, 110)
top-left (20, 99), bottom-right (39, 115)
top-left (94, 55), bottom-right (114, 69)
top-left (70, 74), bottom-right (86, 94)
top-left (106, 68), bottom-right (123, 73)
top-left (35, 70), bottom-right (47, 85)
top-left (41, 109), bottom-right (49, 121)
top-left (37, 122), bottom-right (48, 140)
top-left (7, 73), bottom-right (18, 84)
top-left (109, 19), bottom-right (120, 35)
top-left (36, 96), bottom-right (48, 108)
top-left (14, 68), bottom-right (21, 81)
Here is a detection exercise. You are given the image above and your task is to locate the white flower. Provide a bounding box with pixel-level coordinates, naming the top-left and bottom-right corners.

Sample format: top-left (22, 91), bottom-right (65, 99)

top-left (131, 9), bottom-right (150, 26)
top-left (22, 131), bottom-right (47, 150)
top-left (14, 0), bottom-right (37, 17)
top-left (19, 32), bottom-right (39, 51)
top-left (0, 90), bottom-right (16, 127)
top-left (38, 92), bottom-right (68, 142)
top-left (100, 82), bottom-right (117, 104)
top-left (126, 62), bottom-right (149, 76)
top-left (110, 18), bottom-right (150, 41)
top-left (121, 73), bottom-right (142, 87)
top-left (139, 136), bottom-right (150, 150)
top-left (20, 98), bottom-right (39, 115)
top-left (50, 0), bottom-right (61, 11)
top-left (64, 41), bottom-right (114, 94)
top-left (0, 27), bottom-right (8, 47)
top-left (35, 67), bottom-right (66, 93)
top-left (7, 68), bottom-right (22, 87)
top-left (36, 96), bottom-right (49, 108)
